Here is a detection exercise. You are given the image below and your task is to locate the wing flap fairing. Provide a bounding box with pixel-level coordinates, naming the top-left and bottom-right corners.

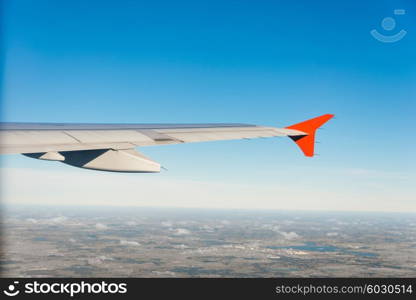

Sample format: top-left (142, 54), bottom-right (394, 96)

top-left (61, 148), bottom-right (161, 172)
top-left (25, 149), bottom-right (161, 173)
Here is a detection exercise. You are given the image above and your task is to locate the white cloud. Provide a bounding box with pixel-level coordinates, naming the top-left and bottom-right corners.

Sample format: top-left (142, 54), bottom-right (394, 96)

top-left (173, 228), bottom-right (191, 236)
top-left (152, 271), bottom-right (176, 277)
top-left (119, 240), bottom-right (140, 246)
top-left (26, 218), bottom-right (38, 224)
top-left (87, 256), bottom-right (112, 265)
top-left (48, 216), bottom-right (67, 224)
top-left (173, 244), bottom-right (189, 249)
top-left (279, 231), bottom-right (300, 240)
top-left (25, 216), bottom-right (68, 225)
top-left (95, 223), bottom-right (108, 230)
top-left (269, 225), bottom-right (281, 232)
top-left (161, 221), bottom-right (173, 227)
top-left (326, 232), bottom-right (339, 237)
top-left (200, 225), bottom-right (214, 232)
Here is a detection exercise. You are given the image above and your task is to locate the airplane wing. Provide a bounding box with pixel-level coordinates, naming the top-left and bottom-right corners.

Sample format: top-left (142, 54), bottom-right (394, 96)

top-left (0, 114), bottom-right (334, 172)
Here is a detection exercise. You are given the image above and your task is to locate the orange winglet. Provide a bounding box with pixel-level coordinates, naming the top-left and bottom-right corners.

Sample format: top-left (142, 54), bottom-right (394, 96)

top-left (285, 114), bottom-right (334, 157)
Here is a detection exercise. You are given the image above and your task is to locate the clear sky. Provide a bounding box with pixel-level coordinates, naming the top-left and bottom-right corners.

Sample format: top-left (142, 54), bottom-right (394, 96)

top-left (1, 0), bottom-right (415, 211)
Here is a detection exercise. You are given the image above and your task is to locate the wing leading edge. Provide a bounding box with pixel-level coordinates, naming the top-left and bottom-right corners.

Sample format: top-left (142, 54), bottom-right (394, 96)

top-left (0, 114), bottom-right (334, 172)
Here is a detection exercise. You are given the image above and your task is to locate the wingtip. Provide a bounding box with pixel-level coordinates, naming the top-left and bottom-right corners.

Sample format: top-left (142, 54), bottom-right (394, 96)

top-left (286, 114), bottom-right (334, 157)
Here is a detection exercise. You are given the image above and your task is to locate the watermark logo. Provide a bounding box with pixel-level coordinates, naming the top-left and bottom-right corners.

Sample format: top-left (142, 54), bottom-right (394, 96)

top-left (3, 281), bottom-right (20, 297)
top-left (370, 9), bottom-right (407, 43)
top-left (2, 281), bottom-right (127, 297)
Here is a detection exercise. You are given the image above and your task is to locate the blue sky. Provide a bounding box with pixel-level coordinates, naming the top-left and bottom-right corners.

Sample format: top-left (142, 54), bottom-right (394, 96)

top-left (1, 0), bottom-right (415, 211)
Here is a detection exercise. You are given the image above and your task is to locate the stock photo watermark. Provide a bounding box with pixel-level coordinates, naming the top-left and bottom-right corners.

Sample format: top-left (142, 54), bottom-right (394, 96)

top-left (3, 281), bottom-right (20, 297)
top-left (2, 280), bottom-right (127, 297)
top-left (370, 9), bottom-right (407, 43)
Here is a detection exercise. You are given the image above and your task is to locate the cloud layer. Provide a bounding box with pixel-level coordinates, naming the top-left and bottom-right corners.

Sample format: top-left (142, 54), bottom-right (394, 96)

top-left (1, 167), bottom-right (415, 212)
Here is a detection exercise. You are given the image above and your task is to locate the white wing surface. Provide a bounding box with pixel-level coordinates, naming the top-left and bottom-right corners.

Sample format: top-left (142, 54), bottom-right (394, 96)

top-left (0, 114), bottom-right (333, 172)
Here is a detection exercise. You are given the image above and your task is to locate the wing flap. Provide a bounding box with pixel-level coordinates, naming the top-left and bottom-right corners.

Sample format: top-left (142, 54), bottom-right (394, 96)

top-left (156, 127), bottom-right (290, 143)
top-left (64, 130), bottom-right (154, 144)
